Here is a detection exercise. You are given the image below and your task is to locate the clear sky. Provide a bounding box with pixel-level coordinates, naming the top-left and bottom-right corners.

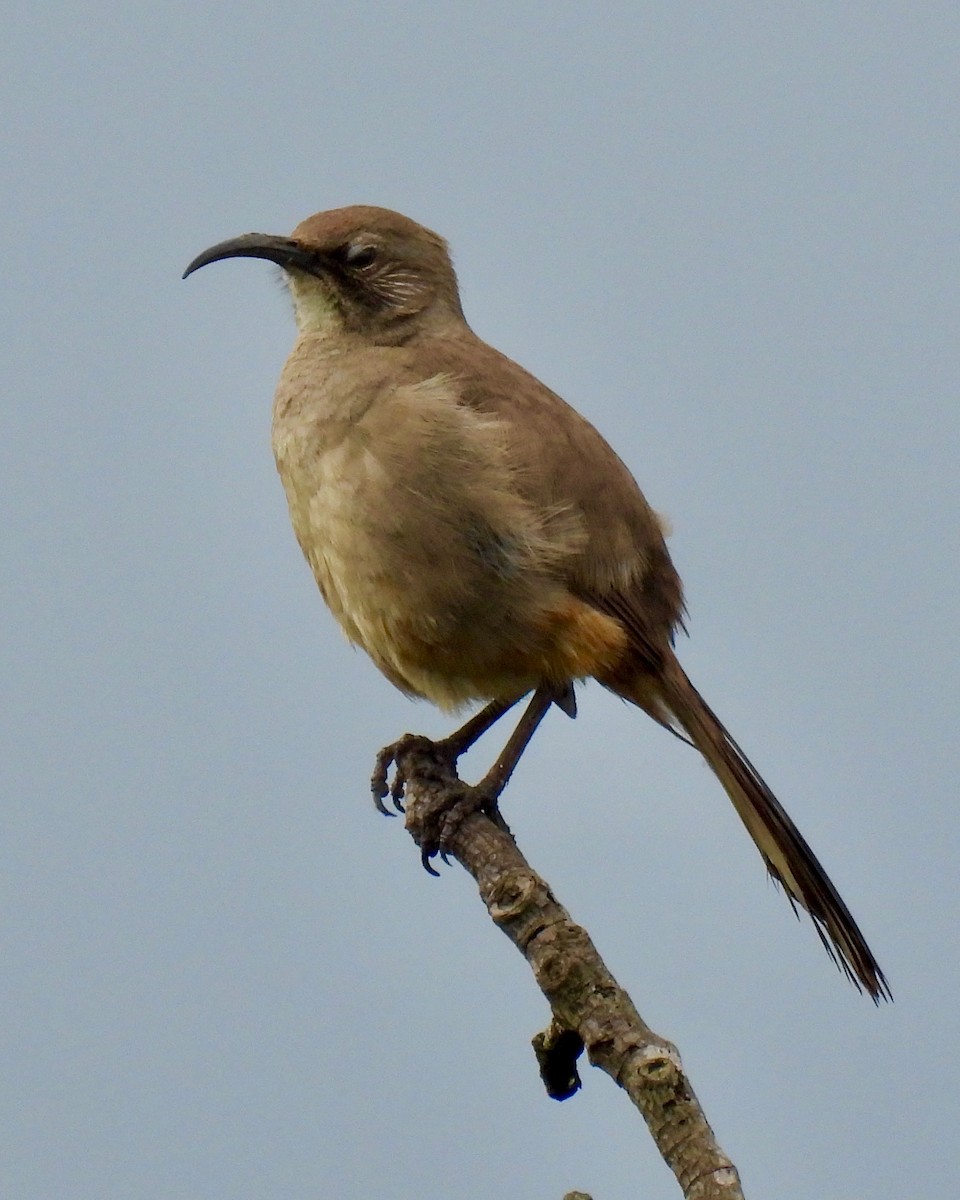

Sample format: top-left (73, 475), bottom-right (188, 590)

top-left (3, 5), bottom-right (958, 1198)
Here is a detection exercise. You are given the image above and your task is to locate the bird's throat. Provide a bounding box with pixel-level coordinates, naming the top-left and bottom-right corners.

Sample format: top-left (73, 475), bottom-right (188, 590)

top-left (286, 272), bottom-right (344, 338)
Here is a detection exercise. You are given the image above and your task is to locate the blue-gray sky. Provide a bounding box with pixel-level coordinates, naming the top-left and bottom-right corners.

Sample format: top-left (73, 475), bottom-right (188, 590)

top-left (3, 5), bottom-right (958, 1198)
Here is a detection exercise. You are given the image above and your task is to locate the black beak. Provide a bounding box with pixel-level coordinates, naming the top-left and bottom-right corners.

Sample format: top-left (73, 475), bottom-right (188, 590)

top-left (182, 233), bottom-right (320, 280)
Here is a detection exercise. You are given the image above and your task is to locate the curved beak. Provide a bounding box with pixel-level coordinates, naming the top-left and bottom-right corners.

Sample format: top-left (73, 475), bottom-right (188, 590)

top-left (182, 233), bottom-right (320, 280)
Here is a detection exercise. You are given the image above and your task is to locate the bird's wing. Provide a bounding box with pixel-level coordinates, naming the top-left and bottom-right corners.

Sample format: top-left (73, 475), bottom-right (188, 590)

top-left (408, 333), bottom-right (686, 669)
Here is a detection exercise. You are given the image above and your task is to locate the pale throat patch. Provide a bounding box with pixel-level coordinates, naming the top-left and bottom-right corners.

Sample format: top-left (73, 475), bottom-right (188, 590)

top-left (285, 271), bottom-right (343, 337)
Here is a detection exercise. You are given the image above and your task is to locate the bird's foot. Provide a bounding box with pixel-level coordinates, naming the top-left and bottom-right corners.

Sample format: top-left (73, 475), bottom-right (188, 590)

top-left (371, 722), bottom-right (496, 815)
top-left (371, 732), bottom-right (510, 874)
top-left (372, 695), bottom-right (526, 816)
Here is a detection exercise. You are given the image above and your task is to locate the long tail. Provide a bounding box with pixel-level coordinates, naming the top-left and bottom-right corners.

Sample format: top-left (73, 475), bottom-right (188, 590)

top-left (616, 657), bottom-right (890, 1001)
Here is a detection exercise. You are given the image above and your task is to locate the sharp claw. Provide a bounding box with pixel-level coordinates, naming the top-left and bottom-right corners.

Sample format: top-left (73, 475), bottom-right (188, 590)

top-left (371, 764), bottom-right (391, 812)
top-left (371, 774), bottom-right (393, 814)
top-left (421, 850), bottom-right (441, 876)
top-left (371, 741), bottom-right (411, 816)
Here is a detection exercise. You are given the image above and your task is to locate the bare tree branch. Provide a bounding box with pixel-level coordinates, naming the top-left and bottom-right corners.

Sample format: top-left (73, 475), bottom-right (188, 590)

top-left (393, 739), bottom-right (746, 1200)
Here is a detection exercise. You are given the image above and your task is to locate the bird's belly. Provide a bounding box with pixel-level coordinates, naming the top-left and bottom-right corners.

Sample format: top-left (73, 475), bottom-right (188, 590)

top-left (310, 531), bottom-right (545, 709)
top-left (301, 515), bottom-right (624, 712)
top-left (277, 439), bottom-right (538, 707)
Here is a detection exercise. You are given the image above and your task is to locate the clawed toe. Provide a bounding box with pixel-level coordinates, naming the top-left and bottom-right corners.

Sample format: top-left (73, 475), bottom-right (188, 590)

top-left (371, 733), bottom-right (438, 815)
top-left (417, 784), bottom-right (500, 872)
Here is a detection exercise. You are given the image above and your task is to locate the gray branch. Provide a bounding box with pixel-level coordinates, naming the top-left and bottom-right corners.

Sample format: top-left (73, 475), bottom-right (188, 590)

top-left (395, 740), bottom-right (745, 1200)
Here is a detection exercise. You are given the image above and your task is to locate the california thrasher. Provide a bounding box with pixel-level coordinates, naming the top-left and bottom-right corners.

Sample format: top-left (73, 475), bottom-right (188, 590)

top-left (184, 205), bottom-right (889, 1001)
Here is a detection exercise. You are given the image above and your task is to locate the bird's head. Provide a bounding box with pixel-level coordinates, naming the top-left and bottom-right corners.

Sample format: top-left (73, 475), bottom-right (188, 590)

top-left (183, 205), bottom-right (465, 343)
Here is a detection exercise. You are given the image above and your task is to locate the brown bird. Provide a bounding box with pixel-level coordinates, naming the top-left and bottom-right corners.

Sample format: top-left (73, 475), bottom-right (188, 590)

top-left (184, 205), bottom-right (889, 1001)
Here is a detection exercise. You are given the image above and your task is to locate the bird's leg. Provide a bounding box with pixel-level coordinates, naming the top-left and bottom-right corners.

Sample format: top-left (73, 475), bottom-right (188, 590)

top-left (371, 694), bottom-right (523, 815)
top-left (414, 685), bottom-right (560, 870)
top-left (471, 685), bottom-right (557, 810)
top-left (436, 695), bottom-right (524, 760)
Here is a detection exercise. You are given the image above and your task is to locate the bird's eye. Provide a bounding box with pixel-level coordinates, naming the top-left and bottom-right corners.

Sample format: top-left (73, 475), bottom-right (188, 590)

top-left (342, 243), bottom-right (378, 269)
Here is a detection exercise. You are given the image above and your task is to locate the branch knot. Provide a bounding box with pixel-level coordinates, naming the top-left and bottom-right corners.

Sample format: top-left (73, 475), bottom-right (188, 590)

top-left (488, 869), bottom-right (543, 923)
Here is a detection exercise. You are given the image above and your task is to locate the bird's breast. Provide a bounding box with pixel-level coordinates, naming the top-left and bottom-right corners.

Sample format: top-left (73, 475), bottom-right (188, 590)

top-left (274, 412), bottom-right (402, 650)
top-left (270, 356), bottom-right (611, 706)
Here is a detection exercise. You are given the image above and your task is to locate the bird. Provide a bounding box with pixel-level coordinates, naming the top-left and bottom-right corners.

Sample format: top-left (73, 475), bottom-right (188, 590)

top-left (184, 204), bottom-right (889, 1001)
